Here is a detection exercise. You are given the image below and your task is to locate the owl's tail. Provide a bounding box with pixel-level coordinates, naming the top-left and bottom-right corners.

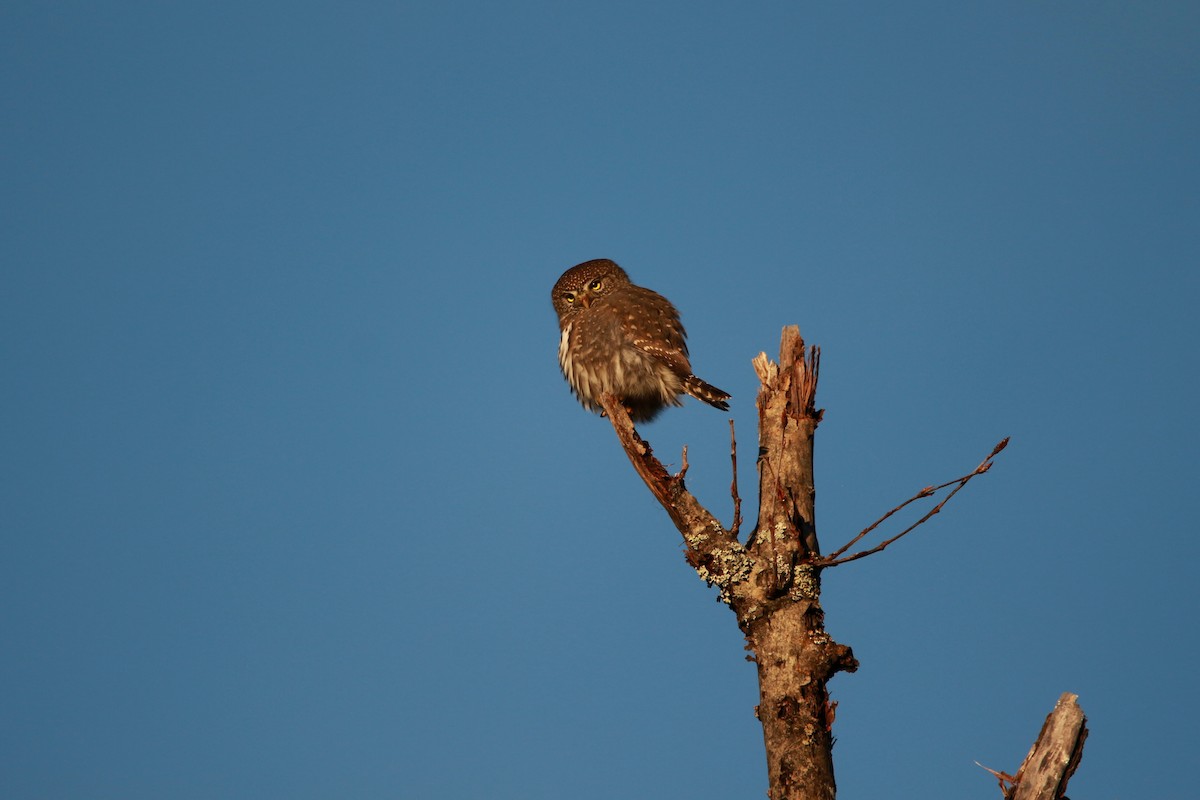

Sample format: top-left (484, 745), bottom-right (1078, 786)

top-left (684, 375), bottom-right (731, 412)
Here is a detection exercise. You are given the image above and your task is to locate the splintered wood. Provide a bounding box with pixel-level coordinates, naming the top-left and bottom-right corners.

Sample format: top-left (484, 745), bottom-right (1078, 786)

top-left (1009, 693), bottom-right (1088, 800)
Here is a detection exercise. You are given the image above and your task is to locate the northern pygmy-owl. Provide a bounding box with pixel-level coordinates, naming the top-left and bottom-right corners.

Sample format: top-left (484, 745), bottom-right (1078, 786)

top-left (552, 258), bottom-right (731, 422)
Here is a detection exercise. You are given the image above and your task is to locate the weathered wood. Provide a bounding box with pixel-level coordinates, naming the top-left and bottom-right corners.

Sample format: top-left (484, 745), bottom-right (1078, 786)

top-left (597, 393), bottom-right (752, 593)
top-left (1008, 693), bottom-right (1088, 800)
top-left (601, 327), bottom-right (857, 799)
top-left (599, 325), bottom-right (1004, 799)
top-left (739, 328), bottom-right (854, 800)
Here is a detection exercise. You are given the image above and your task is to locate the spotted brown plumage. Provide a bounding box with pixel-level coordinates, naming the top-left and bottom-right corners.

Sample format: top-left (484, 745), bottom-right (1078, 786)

top-left (551, 258), bottom-right (730, 422)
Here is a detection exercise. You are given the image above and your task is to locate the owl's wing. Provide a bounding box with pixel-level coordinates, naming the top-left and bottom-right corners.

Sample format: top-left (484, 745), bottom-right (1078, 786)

top-left (625, 287), bottom-right (693, 377)
top-left (635, 335), bottom-right (691, 377)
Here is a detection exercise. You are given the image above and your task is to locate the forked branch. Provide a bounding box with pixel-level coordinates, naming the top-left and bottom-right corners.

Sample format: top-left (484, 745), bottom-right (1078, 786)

top-left (594, 326), bottom-right (1005, 800)
top-left (821, 437), bottom-right (1009, 567)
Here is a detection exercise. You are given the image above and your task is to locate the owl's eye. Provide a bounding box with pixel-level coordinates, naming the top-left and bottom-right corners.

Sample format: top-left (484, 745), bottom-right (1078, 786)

top-left (562, 292), bottom-right (576, 304)
top-left (589, 279), bottom-right (603, 291)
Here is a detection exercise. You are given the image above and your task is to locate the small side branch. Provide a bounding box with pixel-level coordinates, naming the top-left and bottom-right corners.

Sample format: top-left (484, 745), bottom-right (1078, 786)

top-left (821, 437), bottom-right (1009, 567)
top-left (598, 393), bottom-right (752, 592)
top-left (728, 419), bottom-right (743, 540)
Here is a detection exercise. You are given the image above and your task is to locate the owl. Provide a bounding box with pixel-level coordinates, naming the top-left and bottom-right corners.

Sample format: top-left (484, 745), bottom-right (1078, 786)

top-left (552, 258), bottom-right (730, 422)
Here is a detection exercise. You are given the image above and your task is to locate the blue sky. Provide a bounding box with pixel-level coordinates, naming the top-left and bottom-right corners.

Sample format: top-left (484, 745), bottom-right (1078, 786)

top-left (3, 2), bottom-right (1197, 797)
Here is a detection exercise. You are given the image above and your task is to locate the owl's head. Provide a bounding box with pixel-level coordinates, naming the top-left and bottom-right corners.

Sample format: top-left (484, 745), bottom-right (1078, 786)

top-left (551, 259), bottom-right (631, 320)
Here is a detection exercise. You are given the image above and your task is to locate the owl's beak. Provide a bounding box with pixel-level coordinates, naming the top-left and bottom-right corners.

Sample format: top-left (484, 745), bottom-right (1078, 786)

top-left (578, 294), bottom-right (592, 308)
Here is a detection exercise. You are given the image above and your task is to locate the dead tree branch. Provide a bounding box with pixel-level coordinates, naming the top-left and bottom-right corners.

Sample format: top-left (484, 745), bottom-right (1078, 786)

top-left (596, 325), bottom-right (1009, 800)
top-left (821, 438), bottom-right (1009, 566)
top-left (598, 393), bottom-right (752, 592)
top-left (728, 419), bottom-right (743, 539)
top-left (979, 693), bottom-right (1087, 800)
top-left (600, 327), bottom-right (857, 800)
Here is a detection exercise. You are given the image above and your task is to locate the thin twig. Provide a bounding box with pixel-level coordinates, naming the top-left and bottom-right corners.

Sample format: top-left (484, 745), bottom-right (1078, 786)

top-left (760, 455), bottom-right (806, 544)
top-left (729, 419), bottom-right (742, 539)
top-left (821, 438), bottom-right (1009, 567)
top-left (974, 761), bottom-right (1016, 795)
top-left (824, 476), bottom-right (953, 561)
top-left (753, 454), bottom-right (806, 588)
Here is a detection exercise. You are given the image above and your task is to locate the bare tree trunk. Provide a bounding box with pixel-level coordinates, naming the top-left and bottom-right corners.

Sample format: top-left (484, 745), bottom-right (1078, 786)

top-left (598, 326), bottom-right (1008, 799)
top-left (732, 328), bottom-right (851, 800)
top-left (600, 327), bottom-right (855, 799)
